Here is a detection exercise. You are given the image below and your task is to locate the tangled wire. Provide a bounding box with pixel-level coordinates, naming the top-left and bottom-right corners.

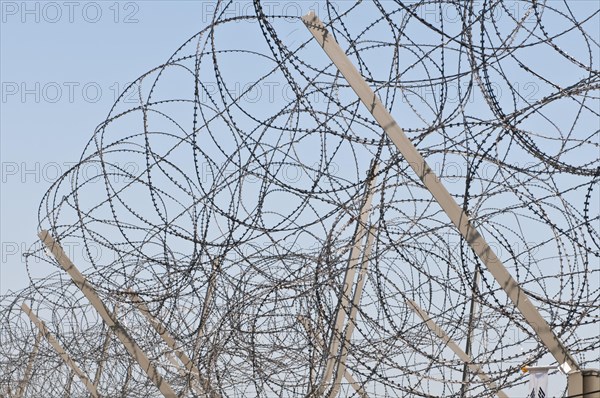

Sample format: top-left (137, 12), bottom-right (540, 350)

top-left (2, 1), bottom-right (599, 397)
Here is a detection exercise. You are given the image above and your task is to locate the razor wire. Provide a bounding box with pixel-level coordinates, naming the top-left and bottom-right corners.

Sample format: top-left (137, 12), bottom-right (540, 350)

top-left (1, 1), bottom-right (599, 397)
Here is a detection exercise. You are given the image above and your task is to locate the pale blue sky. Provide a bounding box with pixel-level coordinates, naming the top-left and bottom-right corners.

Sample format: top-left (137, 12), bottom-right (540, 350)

top-left (1, 1), bottom-right (213, 292)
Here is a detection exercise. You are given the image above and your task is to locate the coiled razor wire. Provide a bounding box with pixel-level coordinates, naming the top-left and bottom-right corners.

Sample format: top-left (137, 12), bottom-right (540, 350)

top-left (1, 1), bottom-right (599, 397)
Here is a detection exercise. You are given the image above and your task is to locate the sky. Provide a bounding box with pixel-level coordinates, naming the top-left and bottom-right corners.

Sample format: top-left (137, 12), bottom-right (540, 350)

top-left (3, 0), bottom-right (598, 292)
top-left (1, 1), bottom-right (216, 293)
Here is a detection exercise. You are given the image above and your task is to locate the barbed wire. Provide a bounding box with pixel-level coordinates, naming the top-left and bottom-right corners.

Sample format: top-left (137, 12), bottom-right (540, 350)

top-left (2, 1), bottom-right (599, 397)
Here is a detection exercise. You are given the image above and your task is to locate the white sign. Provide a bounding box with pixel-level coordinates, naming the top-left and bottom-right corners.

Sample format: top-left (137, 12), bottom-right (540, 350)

top-left (528, 369), bottom-right (549, 398)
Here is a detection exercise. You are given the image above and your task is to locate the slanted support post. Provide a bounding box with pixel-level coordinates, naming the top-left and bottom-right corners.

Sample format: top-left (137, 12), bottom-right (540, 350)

top-left (301, 11), bottom-right (580, 379)
top-left (15, 329), bottom-right (42, 398)
top-left (38, 229), bottom-right (178, 398)
top-left (21, 303), bottom-right (99, 398)
top-left (328, 226), bottom-right (376, 397)
top-left (461, 267), bottom-right (481, 397)
top-left (164, 352), bottom-right (206, 397)
top-left (93, 304), bottom-right (117, 388)
top-left (321, 164), bottom-right (377, 395)
top-left (128, 291), bottom-right (220, 398)
top-left (298, 315), bottom-right (369, 398)
top-left (407, 299), bottom-right (508, 398)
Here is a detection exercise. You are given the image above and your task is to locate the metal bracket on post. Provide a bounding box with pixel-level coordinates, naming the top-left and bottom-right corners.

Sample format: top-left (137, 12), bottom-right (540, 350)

top-left (407, 300), bottom-right (508, 398)
top-left (38, 230), bottom-right (178, 398)
top-left (301, 10), bottom-right (580, 381)
top-left (21, 303), bottom-right (100, 398)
